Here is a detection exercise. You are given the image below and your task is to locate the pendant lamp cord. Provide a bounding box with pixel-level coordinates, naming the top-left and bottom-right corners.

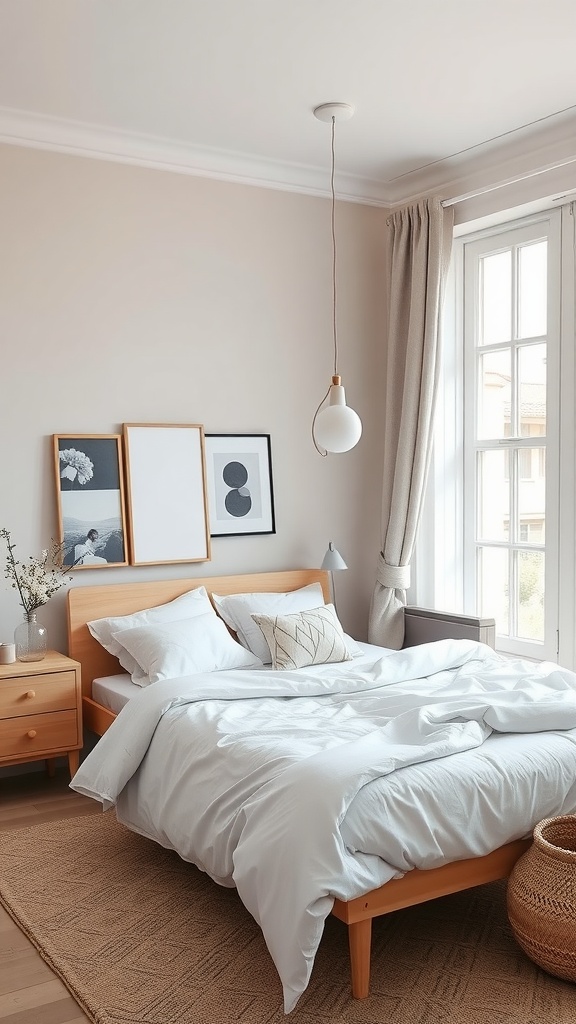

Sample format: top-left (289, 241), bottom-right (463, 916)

top-left (330, 115), bottom-right (338, 377)
top-left (312, 386), bottom-right (331, 455)
top-left (312, 115), bottom-right (339, 457)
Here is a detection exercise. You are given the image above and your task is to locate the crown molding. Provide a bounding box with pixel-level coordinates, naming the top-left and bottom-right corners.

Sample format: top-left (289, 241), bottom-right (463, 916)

top-left (385, 109), bottom-right (576, 208)
top-left (0, 104), bottom-right (575, 211)
top-left (0, 105), bottom-right (392, 207)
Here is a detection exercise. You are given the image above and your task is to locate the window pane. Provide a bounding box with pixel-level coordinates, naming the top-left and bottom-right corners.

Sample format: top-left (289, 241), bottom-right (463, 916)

top-left (519, 344), bottom-right (546, 437)
top-left (480, 250), bottom-right (511, 345)
top-left (477, 451), bottom-right (509, 541)
top-left (518, 448), bottom-right (532, 479)
top-left (518, 241), bottom-right (547, 339)
top-left (518, 448), bottom-right (545, 541)
top-left (477, 349), bottom-right (511, 439)
top-left (478, 546), bottom-right (509, 635)
top-left (517, 550), bottom-right (544, 641)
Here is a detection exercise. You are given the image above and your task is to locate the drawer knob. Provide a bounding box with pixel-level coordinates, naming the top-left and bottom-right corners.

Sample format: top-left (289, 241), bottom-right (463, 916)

top-left (25, 689), bottom-right (36, 699)
top-left (27, 729), bottom-right (37, 739)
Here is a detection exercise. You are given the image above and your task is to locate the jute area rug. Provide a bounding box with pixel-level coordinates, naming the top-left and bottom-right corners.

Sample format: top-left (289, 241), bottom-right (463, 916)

top-left (1, 813), bottom-right (575, 1024)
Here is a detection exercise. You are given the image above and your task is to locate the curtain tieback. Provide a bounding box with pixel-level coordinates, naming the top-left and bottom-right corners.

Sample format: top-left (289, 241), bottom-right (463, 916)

top-left (376, 557), bottom-right (411, 590)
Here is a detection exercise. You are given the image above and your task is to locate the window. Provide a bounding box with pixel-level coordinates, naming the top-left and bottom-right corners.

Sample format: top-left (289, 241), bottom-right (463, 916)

top-left (465, 222), bottom-right (554, 653)
top-left (417, 203), bottom-right (576, 668)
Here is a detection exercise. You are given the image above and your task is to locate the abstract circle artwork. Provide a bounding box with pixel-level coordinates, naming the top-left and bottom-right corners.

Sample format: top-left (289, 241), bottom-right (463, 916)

top-left (205, 435), bottom-right (275, 536)
top-left (222, 461), bottom-right (252, 517)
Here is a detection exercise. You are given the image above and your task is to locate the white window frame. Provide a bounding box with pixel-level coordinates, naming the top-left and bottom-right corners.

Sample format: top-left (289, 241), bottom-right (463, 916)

top-left (463, 217), bottom-right (559, 660)
top-left (415, 203), bottom-right (576, 668)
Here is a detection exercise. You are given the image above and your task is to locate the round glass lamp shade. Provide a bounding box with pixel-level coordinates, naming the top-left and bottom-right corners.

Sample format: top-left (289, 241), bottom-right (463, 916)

top-left (314, 380), bottom-right (362, 453)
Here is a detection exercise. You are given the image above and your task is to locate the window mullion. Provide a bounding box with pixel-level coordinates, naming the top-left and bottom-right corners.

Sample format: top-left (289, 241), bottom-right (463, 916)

top-left (510, 449), bottom-right (518, 638)
top-left (556, 203), bottom-right (576, 667)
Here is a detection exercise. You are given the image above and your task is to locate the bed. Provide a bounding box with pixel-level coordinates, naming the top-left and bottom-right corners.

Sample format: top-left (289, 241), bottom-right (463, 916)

top-left (67, 569), bottom-right (576, 1012)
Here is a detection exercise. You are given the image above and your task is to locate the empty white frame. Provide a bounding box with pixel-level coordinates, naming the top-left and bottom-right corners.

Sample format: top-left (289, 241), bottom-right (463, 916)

top-left (123, 424), bottom-right (211, 565)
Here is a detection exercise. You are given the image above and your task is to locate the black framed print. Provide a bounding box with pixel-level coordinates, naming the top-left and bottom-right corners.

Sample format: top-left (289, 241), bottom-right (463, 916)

top-left (205, 434), bottom-right (275, 537)
top-left (53, 434), bottom-right (129, 568)
top-left (123, 423), bottom-right (211, 565)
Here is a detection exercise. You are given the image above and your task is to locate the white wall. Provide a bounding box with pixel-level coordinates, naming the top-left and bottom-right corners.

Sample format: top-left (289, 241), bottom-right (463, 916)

top-left (0, 143), bottom-right (388, 652)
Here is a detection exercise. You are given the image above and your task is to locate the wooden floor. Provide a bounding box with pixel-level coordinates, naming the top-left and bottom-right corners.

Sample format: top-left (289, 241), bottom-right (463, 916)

top-left (0, 768), bottom-right (101, 1024)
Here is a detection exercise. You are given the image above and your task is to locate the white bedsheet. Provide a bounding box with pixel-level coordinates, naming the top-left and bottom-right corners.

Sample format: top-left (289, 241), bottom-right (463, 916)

top-left (90, 645), bottom-right (384, 714)
top-left (92, 673), bottom-right (136, 714)
top-left (72, 639), bottom-right (576, 1012)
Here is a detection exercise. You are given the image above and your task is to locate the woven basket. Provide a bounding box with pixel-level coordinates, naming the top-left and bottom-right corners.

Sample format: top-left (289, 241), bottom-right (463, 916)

top-left (507, 815), bottom-right (576, 982)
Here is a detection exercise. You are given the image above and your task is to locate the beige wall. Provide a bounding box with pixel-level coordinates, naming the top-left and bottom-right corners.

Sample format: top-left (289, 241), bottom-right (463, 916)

top-left (0, 144), bottom-right (387, 652)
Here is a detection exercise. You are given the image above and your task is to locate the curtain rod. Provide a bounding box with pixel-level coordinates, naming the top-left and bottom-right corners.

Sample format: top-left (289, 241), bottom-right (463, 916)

top-left (441, 154), bottom-right (576, 208)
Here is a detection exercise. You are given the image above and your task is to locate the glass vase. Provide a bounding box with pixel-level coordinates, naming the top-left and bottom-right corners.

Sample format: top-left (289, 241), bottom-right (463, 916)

top-left (14, 611), bottom-right (47, 662)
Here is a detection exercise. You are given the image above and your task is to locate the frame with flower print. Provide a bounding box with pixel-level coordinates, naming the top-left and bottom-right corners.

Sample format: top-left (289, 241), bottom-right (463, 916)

top-left (53, 435), bottom-right (129, 569)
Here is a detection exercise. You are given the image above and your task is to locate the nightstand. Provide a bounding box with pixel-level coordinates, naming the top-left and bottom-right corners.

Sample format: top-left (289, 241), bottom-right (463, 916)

top-left (0, 651), bottom-right (83, 779)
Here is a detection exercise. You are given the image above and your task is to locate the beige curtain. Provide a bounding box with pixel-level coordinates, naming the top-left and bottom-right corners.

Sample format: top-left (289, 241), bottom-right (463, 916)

top-left (368, 196), bottom-right (454, 649)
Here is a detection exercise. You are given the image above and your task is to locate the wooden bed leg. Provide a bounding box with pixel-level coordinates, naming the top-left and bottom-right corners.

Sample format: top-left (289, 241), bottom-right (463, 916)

top-left (348, 918), bottom-right (372, 999)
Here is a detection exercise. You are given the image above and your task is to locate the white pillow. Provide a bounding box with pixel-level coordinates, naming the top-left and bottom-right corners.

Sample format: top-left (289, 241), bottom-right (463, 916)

top-left (251, 604), bottom-right (353, 671)
top-left (88, 586), bottom-right (215, 684)
top-left (212, 583), bottom-right (326, 664)
top-left (112, 612), bottom-right (262, 686)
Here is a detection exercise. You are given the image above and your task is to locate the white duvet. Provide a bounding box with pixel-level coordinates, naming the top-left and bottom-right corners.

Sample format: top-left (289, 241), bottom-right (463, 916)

top-left (71, 639), bottom-right (576, 1012)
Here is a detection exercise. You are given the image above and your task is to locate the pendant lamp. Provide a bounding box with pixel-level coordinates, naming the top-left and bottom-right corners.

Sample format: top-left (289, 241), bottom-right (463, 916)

top-left (312, 102), bottom-right (362, 455)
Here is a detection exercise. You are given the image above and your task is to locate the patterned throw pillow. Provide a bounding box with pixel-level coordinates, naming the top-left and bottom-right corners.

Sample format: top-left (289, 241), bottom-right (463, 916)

top-left (211, 583), bottom-right (325, 664)
top-left (251, 604), bottom-right (353, 670)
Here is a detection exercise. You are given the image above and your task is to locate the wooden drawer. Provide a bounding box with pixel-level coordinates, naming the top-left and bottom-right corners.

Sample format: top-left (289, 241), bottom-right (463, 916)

top-left (0, 710), bottom-right (78, 760)
top-left (0, 671), bottom-right (77, 717)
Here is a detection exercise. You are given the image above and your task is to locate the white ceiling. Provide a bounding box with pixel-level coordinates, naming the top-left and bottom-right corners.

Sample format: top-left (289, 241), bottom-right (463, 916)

top-left (1, 0), bottom-right (575, 205)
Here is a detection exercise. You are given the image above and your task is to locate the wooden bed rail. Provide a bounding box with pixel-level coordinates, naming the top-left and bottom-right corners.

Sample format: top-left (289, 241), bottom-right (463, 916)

top-left (332, 838), bottom-right (531, 998)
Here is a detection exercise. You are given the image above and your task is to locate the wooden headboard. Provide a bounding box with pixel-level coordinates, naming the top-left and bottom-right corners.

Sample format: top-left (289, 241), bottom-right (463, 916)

top-left (68, 569), bottom-right (330, 707)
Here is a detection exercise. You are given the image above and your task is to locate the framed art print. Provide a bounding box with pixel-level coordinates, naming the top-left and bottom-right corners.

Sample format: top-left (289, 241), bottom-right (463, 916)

top-left (53, 434), bottom-right (129, 568)
top-left (123, 423), bottom-right (211, 565)
top-left (205, 434), bottom-right (275, 537)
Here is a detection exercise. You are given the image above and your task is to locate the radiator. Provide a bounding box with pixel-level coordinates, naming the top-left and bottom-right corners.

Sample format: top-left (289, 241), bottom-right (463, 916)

top-left (403, 606), bottom-right (496, 649)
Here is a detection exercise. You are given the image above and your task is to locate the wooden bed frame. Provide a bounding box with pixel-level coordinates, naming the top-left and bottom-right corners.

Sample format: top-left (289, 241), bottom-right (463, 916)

top-left (67, 569), bottom-right (529, 1000)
